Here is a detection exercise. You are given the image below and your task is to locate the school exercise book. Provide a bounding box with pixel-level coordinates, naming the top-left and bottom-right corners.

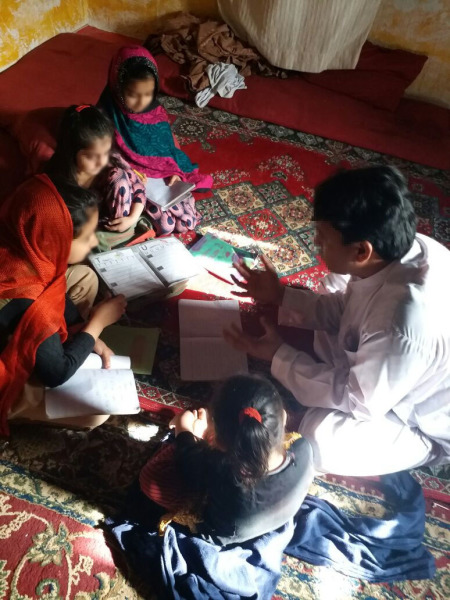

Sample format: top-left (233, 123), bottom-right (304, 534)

top-left (100, 325), bottom-right (160, 375)
top-left (190, 232), bottom-right (258, 283)
top-left (89, 236), bottom-right (201, 301)
top-left (179, 299), bottom-right (248, 381)
top-left (145, 178), bottom-right (195, 211)
top-left (45, 353), bottom-right (140, 419)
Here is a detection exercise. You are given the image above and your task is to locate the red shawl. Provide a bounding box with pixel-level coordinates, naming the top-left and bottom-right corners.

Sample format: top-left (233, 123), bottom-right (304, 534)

top-left (0, 174), bottom-right (72, 434)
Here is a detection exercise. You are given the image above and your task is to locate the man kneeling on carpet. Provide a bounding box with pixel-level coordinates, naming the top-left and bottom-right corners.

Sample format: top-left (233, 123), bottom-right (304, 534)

top-left (225, 166), bottom-right (450, 476)
top-left (0, 174), bottom-right (127, 434)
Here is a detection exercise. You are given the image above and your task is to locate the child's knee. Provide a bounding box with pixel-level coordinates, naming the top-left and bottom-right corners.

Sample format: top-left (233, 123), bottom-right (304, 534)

top-left (66, 265), bottom-right (99, 317)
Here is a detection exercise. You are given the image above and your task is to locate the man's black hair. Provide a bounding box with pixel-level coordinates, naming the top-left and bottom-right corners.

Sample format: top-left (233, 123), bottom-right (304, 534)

top-left (313, 166), bottom-right (417, 261)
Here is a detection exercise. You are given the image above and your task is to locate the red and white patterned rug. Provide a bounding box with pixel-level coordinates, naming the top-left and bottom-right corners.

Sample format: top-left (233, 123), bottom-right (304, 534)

top-left (1, 94), bottom-right (449, 599)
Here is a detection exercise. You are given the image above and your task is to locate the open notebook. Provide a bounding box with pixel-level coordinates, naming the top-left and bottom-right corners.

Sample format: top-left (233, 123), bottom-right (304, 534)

top-left (179, 299), bottom-right (248, 381)
top-left (145, 178), bottom-right (195, 211)
top-left (190, 232), bottom-right (258, 284)
top-left (45, 353), bottom-right (140, 419)
top-left (89, 236), bottom-right (201, 301)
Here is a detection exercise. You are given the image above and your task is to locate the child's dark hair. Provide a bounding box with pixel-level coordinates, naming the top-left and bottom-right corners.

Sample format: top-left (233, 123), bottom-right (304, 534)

top-left (212, 375), bottom-right (285, 487)
top-left (118, 56), bottom-right (159, 93)
top-left (52, 177), bottom-right (99, 237)
top-left (313, 165), bottom-right (417, 261)
top-left (46, 105), bottom-right (114, 183)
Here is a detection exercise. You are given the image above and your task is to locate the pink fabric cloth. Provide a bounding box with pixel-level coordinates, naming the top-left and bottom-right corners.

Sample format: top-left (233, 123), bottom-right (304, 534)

top-left (100, 154), bottom-right (201, 235)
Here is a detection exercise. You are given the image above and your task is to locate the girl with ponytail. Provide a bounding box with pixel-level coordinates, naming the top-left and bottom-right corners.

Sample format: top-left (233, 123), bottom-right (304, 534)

top-left (211, 374), bottom-right (286, 488)
top-left (137, 374), bottom-right (314, 545)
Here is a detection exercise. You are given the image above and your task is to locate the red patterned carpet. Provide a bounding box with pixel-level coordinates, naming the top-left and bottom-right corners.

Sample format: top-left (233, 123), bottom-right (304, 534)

top-left (1, 94), bottom-right (449, 599)
top-left (136, 95), bottom-right (450, 421)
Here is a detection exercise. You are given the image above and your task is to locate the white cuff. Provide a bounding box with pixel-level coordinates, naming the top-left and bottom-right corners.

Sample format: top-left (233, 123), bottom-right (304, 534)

top-left (272, 343), bottom-right (302, 382)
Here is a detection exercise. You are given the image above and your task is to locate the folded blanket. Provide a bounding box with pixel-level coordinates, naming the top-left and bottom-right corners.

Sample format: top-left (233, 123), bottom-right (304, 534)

top-left (108, 516), bottom-right (294, 599)
top-left (105, 471), bottom-right (435, 597)
top-left (285, 471), bottom-right (436, 583)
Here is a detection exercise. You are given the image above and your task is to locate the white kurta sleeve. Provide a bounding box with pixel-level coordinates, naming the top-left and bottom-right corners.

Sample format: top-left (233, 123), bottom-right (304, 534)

top-left (280, 286), bottom-right (346, 333)
top-left (271, 331), bottom-right (431, 421)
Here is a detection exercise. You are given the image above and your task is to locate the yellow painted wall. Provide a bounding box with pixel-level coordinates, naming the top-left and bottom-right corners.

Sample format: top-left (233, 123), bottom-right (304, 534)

top-left (0, 0), bottom-right (87, 71)
top-left (0, 0), bottom-right (217, 72)
top-left (87, 0), bottom-right (220, 38)
top-left (369, 0), bottom-right (450, 108)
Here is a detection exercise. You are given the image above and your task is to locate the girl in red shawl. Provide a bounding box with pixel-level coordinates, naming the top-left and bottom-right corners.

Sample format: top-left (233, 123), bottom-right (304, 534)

top-left (0, 173), bottom-right (127, 434)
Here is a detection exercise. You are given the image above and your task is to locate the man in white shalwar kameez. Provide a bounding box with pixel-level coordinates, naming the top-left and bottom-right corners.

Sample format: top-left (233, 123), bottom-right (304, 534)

top-left (225, 166), bottom-right (450, 476)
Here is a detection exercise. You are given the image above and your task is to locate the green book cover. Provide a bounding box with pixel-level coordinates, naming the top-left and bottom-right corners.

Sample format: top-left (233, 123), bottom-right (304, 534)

top-left (100, 325), bottom-right (160, 375)
top-left (190, 233), bottom-right (257, 283)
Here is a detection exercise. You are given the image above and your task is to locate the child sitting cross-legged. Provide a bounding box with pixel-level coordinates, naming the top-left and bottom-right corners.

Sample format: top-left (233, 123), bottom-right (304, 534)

top-left (136, 374), bottom-right (315, 545)
top-left (98, 45), bottom-right (213, 235)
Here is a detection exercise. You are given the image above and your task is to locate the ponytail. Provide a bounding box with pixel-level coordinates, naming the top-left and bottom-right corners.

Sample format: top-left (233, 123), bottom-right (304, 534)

top-left (212, 375), bottom-right (285, 487)
top-left (234, 412), bottom-right (271, 486)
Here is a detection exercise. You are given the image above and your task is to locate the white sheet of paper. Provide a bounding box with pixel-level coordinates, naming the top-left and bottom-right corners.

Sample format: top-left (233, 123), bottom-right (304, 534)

top-left (180, 338), bottom-right (248, 381)
top-left (139, 237), bottom-right (201, 285)
top-left (78, 354), bottom-right (131, 370)
top-left (179, 299), bottom-right (248, 381)
top-left (45, 368), bottom-right (140, 419)
top-left (145, 178), bottom-right (195, 209)
top-left (90, 248), bottom-right (162, 300)
top-left (179, 299), bottom-right (242, 338)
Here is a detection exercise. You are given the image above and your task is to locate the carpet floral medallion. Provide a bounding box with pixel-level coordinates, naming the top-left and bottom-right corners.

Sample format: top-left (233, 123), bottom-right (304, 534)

top-left (1, 94), bottom-right (449, 599)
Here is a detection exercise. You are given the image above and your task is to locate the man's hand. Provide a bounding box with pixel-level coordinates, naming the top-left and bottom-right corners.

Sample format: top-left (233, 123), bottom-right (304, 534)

top-left (231, 255), bottom-right (285, 305)
top-left (223, 317), bottom-right (283, 362)
top-left (169, 408), bottom-right (209, 438)
top-left (93, 338), bottom-right (115, 369)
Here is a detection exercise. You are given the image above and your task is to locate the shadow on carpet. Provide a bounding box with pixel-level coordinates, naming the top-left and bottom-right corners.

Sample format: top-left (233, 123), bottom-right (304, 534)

top-left (1, 94), bottom-right (450, 599)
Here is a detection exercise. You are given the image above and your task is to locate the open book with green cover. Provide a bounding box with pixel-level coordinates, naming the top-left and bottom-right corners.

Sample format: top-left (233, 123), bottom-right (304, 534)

top-left (189, 233), bottom-right (257, 283)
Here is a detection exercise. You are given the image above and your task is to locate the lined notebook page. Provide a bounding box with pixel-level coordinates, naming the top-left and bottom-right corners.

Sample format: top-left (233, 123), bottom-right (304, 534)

top-left (90, 248), bottom-right (162, 300)
top-left (139, 238), bottom-right (201, 285)
top-left (179, 299), bottom-right (248, 381)
top-left (179, 299), bottom-right (243, 338)
top-left (180, 338), bottom-right (248, 381)
top-left (45, 368), bottom-right (140, 419)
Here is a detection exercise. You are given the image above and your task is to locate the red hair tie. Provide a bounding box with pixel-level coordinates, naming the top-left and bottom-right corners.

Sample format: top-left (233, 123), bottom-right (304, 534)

top-left (239, 407), bottom-right (262, 424)
top-left (75, 104), bottom-right (91, 112)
